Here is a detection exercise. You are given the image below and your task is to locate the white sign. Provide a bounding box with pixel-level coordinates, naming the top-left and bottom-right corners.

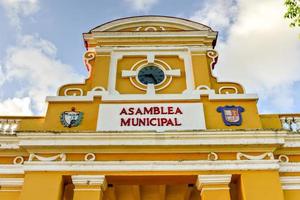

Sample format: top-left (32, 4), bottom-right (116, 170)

top-left (97, 103), bottom-right (206, 132)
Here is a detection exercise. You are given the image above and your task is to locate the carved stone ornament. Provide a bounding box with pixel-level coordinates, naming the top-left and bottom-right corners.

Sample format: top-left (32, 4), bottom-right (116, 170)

top-left (217, 105), bottom-right (245, 126)
top-left (60, 107), bottom-right (83, 128)
top-left (28, 153), bottom-right (66, 162)
top-left (236, 152), bottom-right (274, 160)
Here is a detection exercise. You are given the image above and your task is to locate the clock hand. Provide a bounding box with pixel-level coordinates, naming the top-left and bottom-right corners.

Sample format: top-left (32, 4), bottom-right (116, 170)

top-left (144, 74), bottom-right (157, 84)
top-left (150, 74), bottom-right (158, 84)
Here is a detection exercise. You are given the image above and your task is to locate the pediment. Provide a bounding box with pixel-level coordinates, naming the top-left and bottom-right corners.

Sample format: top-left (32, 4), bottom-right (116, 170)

top-left (90, 16), bottom-right (213, 32)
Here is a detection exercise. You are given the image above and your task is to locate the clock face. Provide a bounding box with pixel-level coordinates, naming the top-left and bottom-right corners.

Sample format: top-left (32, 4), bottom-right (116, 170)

top-left (137, 66), bottom-right (165, 85)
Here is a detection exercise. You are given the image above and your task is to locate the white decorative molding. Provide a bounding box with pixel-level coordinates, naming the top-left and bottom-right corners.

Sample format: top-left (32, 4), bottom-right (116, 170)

top-left (0, 165), bottom-right (24, 174)
top-left (72, 175), bottom-right (107, 187)
top-left (280, 176), bottom-right (300, 190)
top-left (46, 96), bottom-right (94, 102)
top-left (196, 174), bottom-right (232, 190)
top-left (64, 88), bottom-right (83, 96)
top-left (0, 143), bottom-right (19, 149)
top-left (280, 117), bottom-right (300, 132)
top-left (28, 153), bottom-right (66, 162)
top-left (278, 155), bottom-right (289, 163)
top-left (18, 131), bottom-right (286, 149)
top-left (107, 48), bottom-right (194, 94)
top-left (237, 152), bottom-right (274, 160)
top-left (208, 93), bottom-right (258, 100)
top-left (0, 119), bottom-right (20, 135)
top-left (208, 152), bottom-right (218, 161)
top-left (83, 51), bottom-right (96, 77)
top-left (90, 16), bottom-right (213, 32)
top-left (191, 85), bottom-right (215, 95)
top-left (196, 85), bottom-right (210, 90)
top-left (282, 134), bottom-right (300, 147)
top-left (23, 160), bottom-right (279, 172)
top-left (87, 31), bottom-right (216, 39)
top-left (46, 92), bottom-right (258, 102)
top-left (87, 86), bottom-right (109, 97)
top-left (13, 156), bottom-right (24, 165)
top-left (84, 153), bottom-right (96, 162)
top-left (206, 50), bottom-right (218, 71)
top-left (280, 162), bottom-right (300, 172)
top-left (135, 26), bottom-right (166, 32)
top-left (218, 86), bottom-right (238, 94)
top-left (0, 178), bottom-right (24, 187)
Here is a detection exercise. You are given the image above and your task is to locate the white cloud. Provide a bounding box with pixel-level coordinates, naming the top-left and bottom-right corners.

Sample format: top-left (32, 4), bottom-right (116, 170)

top-left (190, 0), bottom-right (238, 32)
top-left (0, 35), bottom-right (83, 115)
top-left (210, 0), bottom-right (300, 113)
top-left (0, 97), bottom-right (32, 116)
top-left (0, 0), bottom-right (39, 29)
top-left (124, 0), bottom-right (158, 11)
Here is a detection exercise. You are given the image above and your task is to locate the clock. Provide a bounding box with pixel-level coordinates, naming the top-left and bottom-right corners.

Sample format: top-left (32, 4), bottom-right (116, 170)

top-left (137, 66), bottom-right (165, 85)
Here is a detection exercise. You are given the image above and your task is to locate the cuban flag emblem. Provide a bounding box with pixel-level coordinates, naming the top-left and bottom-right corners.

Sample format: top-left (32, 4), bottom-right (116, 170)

top-left (60, 107), bottom-right (83, 128)
top-left (217, 106), bottom-right (244, 126)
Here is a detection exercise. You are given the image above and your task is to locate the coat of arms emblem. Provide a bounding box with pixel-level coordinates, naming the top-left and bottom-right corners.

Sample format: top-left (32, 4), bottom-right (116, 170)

top-left (60, 107), bottom-right (83, 128)
top-left (217, 106), bottom-right (244, 126)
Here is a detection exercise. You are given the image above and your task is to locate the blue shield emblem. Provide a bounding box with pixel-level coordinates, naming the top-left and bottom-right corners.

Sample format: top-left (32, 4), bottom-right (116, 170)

top-left (217, 106), bottom-right (244, 126)
top-left (60, 107), bottom-right (83, 128)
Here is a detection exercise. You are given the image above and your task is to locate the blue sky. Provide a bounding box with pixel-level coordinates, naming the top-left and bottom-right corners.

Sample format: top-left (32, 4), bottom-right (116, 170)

top-left (0, 0), bottom-right (299, 115)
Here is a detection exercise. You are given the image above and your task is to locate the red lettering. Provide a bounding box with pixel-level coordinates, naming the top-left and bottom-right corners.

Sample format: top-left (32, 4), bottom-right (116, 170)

top-left (168, 107), bottom-right (174, 114)
top-left (175, 107), bottom-right (183, 114)
top-left (120, 118), bottom-right (130, 126)
top-left (136, 108), bottom-right (143, 115)
top-left (166, 118), bottom-right (174, 126)
top-left (139, 118), bottom-right (146, 126)
top-left (150, 118), bottom-right (157, 126)
top-left (174, 118), bottom-right (182, 126)
top-left (161, 106), bottom-right (167, 114)
top-left (144, 107), bottom-right (153, 115)
top-left (154, 107), bottom-right (160, 114)
top-left (128, 108), bottom-right (134, 115)
top-left (120, 108), bottom-right (127, 115)
top-left (132, 118), bottom-right (138, 126)
top-left (161, 118), bottom-right (168, 126)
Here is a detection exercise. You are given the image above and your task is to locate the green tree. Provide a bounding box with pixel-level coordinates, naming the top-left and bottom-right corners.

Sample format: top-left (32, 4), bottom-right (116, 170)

top-left (284, 0), bottom-right (300, 27)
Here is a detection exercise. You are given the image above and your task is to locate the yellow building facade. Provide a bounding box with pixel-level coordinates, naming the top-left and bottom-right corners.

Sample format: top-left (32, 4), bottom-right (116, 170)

top-left (0, 16), bottom-right (300, 200)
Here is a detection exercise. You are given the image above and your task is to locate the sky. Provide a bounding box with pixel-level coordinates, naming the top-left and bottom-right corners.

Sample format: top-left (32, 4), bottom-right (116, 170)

top-left (0, 0), bottom-right (299, 116)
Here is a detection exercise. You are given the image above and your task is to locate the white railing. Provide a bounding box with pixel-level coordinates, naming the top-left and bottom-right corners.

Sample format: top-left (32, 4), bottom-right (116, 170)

top-left (0, 119), bottom-right (20, 135)
top-left (280, 117), bottom-right (300, 132)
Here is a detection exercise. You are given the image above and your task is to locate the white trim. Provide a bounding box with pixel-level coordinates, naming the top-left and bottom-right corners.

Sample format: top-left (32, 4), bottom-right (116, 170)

top-left (107, 48), bottom-right (193, 94)
top-left (72, 175), bottom-right (106, 186)
top-left (218, 86), bottom-right (238, 94)
top-left (196, 174), bottom-right (231, 190)
top-left (46, 96), bottom-right (94, 102)
top-left (64, 88), bottom-right (83, 96)
top-left (165, 69), bottom-right (181, 76)
top-left (208, 93), bottom-right (258, 100)
top-left (280, 162), bottom-right (300, 172)
top-left (283, 135), bottom-right (300, 147)
top-left (87, 31), bottom-right (217, 39)
top-left (90, 16), bottom-right (212, 32)
top-left (45, 93), bottom-right (259, 102)
top-left (22, 160), bottom-right (279, 172)
top-left (101, 93), bottom-right (200, 101)
top-left (280, 176), bottom-right (300, 190)
top-left (17, 132), bottom-right (286, 148)
top-left (236, 152), bottom-right (274, 161)
top-left (0, 165), bottom-right (24, 174)
top-left (0, 178), bottom-right (24, 187)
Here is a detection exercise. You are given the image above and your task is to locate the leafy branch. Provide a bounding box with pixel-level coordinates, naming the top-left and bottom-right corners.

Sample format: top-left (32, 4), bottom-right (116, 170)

top-left (284, 0), bottom-right (300, 27)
